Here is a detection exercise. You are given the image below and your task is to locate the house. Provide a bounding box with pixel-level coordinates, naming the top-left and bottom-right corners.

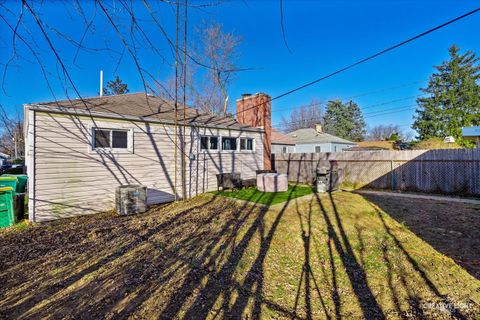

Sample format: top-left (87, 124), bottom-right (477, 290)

top-left (271, 128), bottom-right (295, 153)
top-left (462, 126), bottom-right (480, 148)
top-left (0, 153), bottom-right (9, 166)
top-left (24, 92), bottom-right (272, 222)
top-left (286, 124), bottom-right (357, 153)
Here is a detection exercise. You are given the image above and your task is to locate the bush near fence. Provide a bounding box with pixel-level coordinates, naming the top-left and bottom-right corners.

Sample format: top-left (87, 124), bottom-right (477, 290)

top-left (274, 149), bottom-right (480, 196)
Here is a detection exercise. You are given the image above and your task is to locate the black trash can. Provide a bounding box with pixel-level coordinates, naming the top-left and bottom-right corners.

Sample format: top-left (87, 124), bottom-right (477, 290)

top-left (315, 162), bottom-right (340, 193)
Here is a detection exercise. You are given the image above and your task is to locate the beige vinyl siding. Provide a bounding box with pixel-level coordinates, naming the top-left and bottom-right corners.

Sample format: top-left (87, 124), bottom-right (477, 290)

top-left (29, 111), bottom-right (263, 222)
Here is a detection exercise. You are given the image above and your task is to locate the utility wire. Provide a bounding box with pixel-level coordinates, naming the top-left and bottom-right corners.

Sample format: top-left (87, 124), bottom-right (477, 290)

top-left (235, 7), bottom-right (480, 117)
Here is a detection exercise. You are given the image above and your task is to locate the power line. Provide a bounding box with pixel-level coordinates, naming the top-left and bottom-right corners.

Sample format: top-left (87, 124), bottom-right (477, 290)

top-left (273, 104), bottom-right (417, 128)
top-left (236, 7), bottom-right (480, 117)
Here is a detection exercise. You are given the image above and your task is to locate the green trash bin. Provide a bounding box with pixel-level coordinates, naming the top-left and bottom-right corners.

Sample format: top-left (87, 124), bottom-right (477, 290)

top-left (2, 174), bottom-right (27, 193)
top-left (0, 177), bottom-right (18, 194)
top-left (0, 187), bottom-right (15, 228)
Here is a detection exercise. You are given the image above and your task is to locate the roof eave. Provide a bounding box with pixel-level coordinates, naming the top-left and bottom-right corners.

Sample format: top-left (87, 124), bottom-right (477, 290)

top-left (25, 104), bottom-right (265, 133)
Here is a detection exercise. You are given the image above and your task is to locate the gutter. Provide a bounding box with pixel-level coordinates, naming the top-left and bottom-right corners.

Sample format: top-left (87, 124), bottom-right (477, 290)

top-left (25, 104), bottom-right (266, 133)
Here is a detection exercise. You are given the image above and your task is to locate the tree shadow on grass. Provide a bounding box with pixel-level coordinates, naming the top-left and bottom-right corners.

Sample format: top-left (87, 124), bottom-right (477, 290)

top-left (364, 195), bottom-right (468, 319)
top-left (314, 192), bottom-right (386, 320)
top-left (360, 192), bottom-right (480, 281)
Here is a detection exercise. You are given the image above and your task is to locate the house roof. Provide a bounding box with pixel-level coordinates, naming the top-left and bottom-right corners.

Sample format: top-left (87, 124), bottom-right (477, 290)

top-left (286, 128), bottom-right (355, 145)
top-left (356, 140), bottom-right (395, 150)
top-left (27, 93), bottom-right (262, 132)
top-left (271, 128), bottom-right (295, 145)
top-left (0, 152), bottom-right (9, 158)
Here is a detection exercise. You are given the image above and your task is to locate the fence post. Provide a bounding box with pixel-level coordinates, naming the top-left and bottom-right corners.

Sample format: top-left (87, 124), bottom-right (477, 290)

top-left (390, 160), bottom-right (394, 191)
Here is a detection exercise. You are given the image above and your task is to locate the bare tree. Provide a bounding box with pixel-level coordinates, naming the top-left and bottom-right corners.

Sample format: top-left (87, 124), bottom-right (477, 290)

top-left (280, 100), bottom-right (323, 133)
top-left (367, 124), bottom-right (403, 141)
top-left (191, 22), bottom-right (241, 115)
top-left (0, 105), bottom-right (24, 159)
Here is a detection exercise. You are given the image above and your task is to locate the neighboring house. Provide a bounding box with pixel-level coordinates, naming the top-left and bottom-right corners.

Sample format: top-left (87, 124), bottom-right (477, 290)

top-left (287, 125), bottom-right (356, 152)
top-left (462, 126), bottom-right (480, 148)
top-left (25, 93), bottom-right (270, 222)
top-left (271, 128), bottom-right (295, 153)
top-left (0, 153), bottom-right (9, 166)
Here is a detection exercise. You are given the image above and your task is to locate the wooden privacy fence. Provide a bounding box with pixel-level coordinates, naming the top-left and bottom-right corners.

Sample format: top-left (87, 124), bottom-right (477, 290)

top-left (274, 149), bottom-right (480, 196)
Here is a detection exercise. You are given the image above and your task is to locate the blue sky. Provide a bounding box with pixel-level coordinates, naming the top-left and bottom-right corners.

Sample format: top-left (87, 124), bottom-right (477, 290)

top-left (1, 0), bottom-right (479, 136)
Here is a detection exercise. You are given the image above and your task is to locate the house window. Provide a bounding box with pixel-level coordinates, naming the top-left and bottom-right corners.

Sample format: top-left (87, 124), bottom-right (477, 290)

top-left (200, 136), bottom-right (209, 150)
top-left (93, 128), bottom-right (129, 150)
top-left (240, 138), bottom-right (254, 151)
top-left (282, 146), bottom-right (287, 153)
top-left (200, 136), bottom-right (219, 151)
top-left (222, 137), bottom-right (237, 151)
top-left (315, 146), bottom-right (321, 153)
top-left (210, 136), bottom-right (219, 150)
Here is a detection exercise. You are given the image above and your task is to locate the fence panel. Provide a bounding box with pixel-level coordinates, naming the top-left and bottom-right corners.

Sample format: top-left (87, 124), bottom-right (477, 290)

top-left (274, 150), bottom-right (480, 196)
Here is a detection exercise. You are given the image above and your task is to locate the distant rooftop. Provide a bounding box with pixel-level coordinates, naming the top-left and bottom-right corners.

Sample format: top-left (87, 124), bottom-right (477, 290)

top-left (286, 128), bottom-right (355, 145)
top-left (271, 128), bottom-right (295, 145)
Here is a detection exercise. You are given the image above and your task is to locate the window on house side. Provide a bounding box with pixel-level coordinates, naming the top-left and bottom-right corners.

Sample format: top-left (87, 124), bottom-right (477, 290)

top-left (94, 129), bottom-right (110, 148)
top-left (315, 146), bottom-right (321, 153)
top-left (282, 146), bottom-right (287, 153)
top-left (222, 137), bottom-right (237, 151)
top-left (210, 137), bottom-right (219, 150)
top-left (200, 136), bottom-right (209, 150)
top-left (93, 128), bottom-right (129, 150)
top-left (240, 138), bottom-right (254, 151)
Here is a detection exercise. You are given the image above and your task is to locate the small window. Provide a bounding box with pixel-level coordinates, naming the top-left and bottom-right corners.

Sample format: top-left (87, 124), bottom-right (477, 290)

top-left (94, 129), bottom-right (110, 148)
top-left (240, 138), bottom-right (254, 151)
top-left (93, 128), bottom-right (129, 150)
top-left (210, 137), bottom-right (219, 150)
top-left (222, 137), bottom-right (237, 151)
top-left (200, 136), bottom-right (209, 150)
top-left (315, 146), bottom-right (321, 153)
top-left (200, 136), bottom-right (219, 151)
top-left (282, 146), bottom-right (287, 153)
top-left (112, 131), bottom-right (128, 148)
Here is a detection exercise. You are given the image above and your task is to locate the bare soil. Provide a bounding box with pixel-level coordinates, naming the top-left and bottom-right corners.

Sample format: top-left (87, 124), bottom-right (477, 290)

top-left (0, 192), bottom-right (479, 319)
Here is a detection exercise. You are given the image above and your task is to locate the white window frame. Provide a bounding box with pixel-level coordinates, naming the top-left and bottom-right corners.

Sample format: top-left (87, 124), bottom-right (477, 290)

top-left (239, 137), bottom-right (255, 152)
top-left (221, 136), bottom-right (238, 152)
top-left (90, 127), bottom-right (134, 153)
top-left (199, 135), bottom-right (220, 152)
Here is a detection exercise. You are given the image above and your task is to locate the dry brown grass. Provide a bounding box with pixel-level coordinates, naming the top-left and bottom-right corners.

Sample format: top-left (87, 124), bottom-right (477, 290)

top-left (0, 192), bottom-right (479, 319)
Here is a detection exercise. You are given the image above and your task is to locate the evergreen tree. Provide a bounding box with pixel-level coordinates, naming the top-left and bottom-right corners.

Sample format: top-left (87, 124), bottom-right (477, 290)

top-left (323, 100), bottom-right (366, 141)
top-left (103, 76), bottom-right (130, 96)
top-left (412, 45), bottom-right (480, 147)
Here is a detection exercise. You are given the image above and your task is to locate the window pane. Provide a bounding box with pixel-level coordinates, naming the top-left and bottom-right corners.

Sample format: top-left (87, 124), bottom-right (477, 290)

top-left (94, 129), bottom-right (110, 148)
top-left (247, 139), bottom-right (253, 150)
top-left (315, 146), bottom-right (321, 153)
top-left (210, 137), bottom-right (218, 150)
top-left (200, 136), bottom-right (208, 150)
top-left (222, 137), bottom-right (237, 151)
top-left (112, 130), bottom-right (128, 148)
top-left (240, 138), bottom-right (246, 150)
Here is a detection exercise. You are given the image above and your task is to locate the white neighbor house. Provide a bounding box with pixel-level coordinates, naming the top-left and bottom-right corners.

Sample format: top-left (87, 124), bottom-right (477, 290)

top-left (287, 125), bottom-right (357, 153)
top-left (0, 153), bottom-right (9, 166)
top-left (24, 93), bottom-right (265, 222)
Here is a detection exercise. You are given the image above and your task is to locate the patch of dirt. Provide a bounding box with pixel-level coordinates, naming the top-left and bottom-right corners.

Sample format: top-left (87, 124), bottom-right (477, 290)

top-left (362, 193), bottom-right (480, 280)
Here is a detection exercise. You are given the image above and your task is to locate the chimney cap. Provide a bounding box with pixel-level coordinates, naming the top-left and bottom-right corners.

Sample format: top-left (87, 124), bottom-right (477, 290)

top-left (241, 93), bottom-right (252, 98)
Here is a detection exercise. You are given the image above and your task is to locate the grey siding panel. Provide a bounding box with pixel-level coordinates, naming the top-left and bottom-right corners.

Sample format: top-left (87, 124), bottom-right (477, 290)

top-left (31, 112), bottom-right (263, 221)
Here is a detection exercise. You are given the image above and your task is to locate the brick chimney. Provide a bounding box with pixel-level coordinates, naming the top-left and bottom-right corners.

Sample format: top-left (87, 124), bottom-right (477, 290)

top-left (236, 93), bottom-right (272, 170)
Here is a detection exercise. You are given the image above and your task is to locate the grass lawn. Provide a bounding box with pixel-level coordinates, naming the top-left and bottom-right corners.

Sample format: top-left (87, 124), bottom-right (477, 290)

top-left (0, 192), bottom-right (479, 319)
top-left (211, 184), bottom-right (315, 205)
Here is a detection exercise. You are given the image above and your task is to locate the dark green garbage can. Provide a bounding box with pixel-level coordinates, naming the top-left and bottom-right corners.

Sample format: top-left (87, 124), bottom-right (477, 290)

top-left (0, 187), bottom-right (15, 228)
top-left (2, 174), bottom-right (27, 193)
top-left (0, 177), bottom-right (17, 195)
